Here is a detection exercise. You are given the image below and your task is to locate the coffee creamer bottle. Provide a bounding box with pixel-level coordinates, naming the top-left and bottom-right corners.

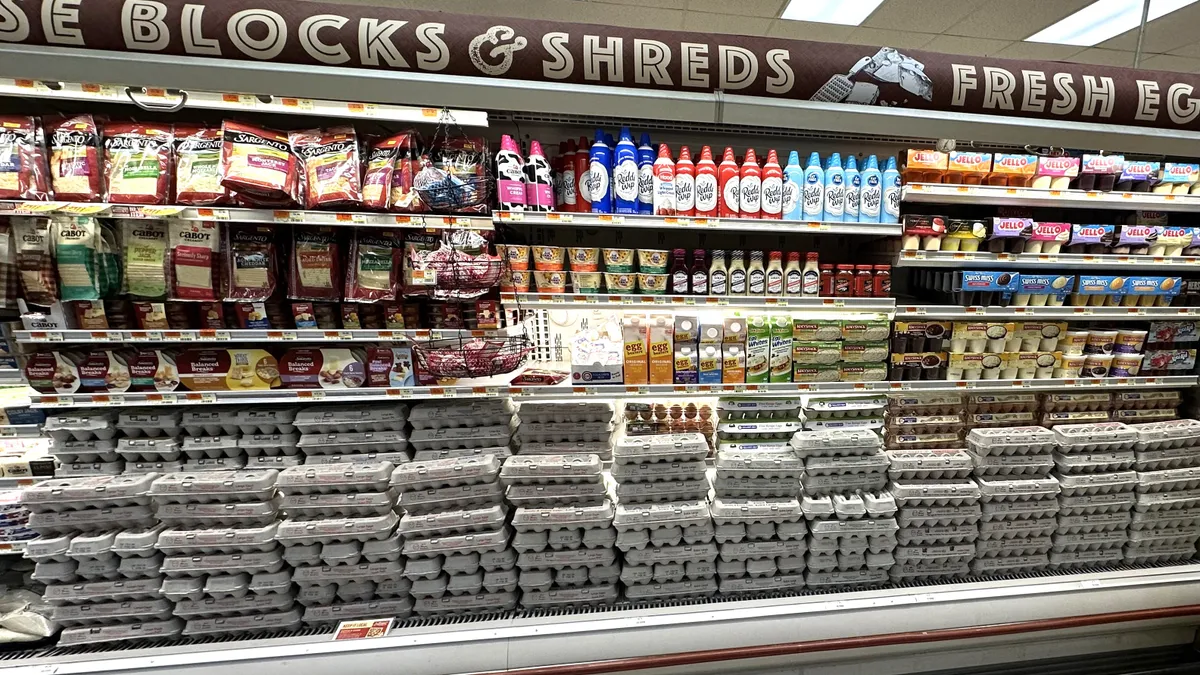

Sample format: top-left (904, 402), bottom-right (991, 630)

top-left (588, 130), bottom-right (612, 213)
top-left (782, 151), bottom-right (803, 220)
top-left (612, 127), bottom-right (639, 214)
top-left (761, 149), bottom-right (783, 219)
top-left (718, 147), bottom-right (739, 217)
top-left (675, 146), bottom-right (695, 217)
top-left (824, 152), bottom-right (845, 222)
top-left (496, 134), bottom-right (526, 211)
top-left (525, 140), bottom-right (553, 212)
top-left (652, 144), bottom-right (676, 216)
top-left (574, 136), bottom-right (591, 213)
top-left (637, 133), bottom-right (655, 215)
top-left (802, 152), bottom-right (824, 222)
top-left (739, 148), bottom-right (761, 219)
top-left (882, 155), bottom-right (901, 224)
top-left (694, 146), bottom-right (718, 218)
top-left (859, 155), bottom-right (882, 222)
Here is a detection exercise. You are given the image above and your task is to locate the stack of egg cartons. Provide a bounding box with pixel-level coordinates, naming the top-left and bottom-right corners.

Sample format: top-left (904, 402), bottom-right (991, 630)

top-left (1050, 422), bottom-right (1138, 571)
top-left (710, 399), bottom-right (807, 595)
top-left (150, 468), bottom-right (297, 637)
top-left (398, 399), bottom-right (517, 617)
top-left (23, 473), bottom-right (173, 646)
top-left (1113, 391), bottom-right (1181, 425)
top-left (115, 410), bottom-right (187, 476)
top-left (515, 401), bottom-right (615, 460)
top-left (295, 404), bottom-right (411, 468)
top-left (45, 412), bottom-right (124, 478)
top-left (612, 430), bottom-right (714, 601)
top-left (1127, 419), bottom-right (1200, 565)
top-left (177, 407), bottom-right (304, 474)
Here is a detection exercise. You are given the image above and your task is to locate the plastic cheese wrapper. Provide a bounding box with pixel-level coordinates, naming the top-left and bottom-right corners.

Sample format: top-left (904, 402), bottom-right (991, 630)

top-left (53, 217), bottom-right (100, 301)
top-left (361, 131), bottom-right (418, 210)
top-left (289, 225), bottom-right (341, 300)
top-left (120, 220), bottom-right (168, 298)
top-left (96, 220), bottom-right (121, 299)
top-left (12, 217), bottom-right (57, 306)
top-left (225, 224), bottom-right (277, 301)
top-left (219, 120), bottom-right (301, 204)
top-left (102, 122), bottom-right (172, 205)
top-left (346, 229), bottom-right (403, 302)
top-left (174, 126), bottom-right (228, 205)
top-left (0, 116), bottom-right (50, 201)
top-left (47, 114), bottom-right (103, 202)
top-left (291, 126), bottom-right (362, 210)
top-left (169, 221), bottom-right (220, 301)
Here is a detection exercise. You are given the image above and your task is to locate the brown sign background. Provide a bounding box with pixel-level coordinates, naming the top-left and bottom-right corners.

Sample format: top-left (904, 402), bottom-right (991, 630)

top-left (4, 0), bottom-right (1200, 132)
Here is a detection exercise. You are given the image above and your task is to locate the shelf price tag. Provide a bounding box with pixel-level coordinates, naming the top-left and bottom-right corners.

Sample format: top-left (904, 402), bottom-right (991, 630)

top-left (334, 619), bottom-right (392, 641)
top-left (335, 213), bottom-right (366, 224)
top-left (197, 208), bottom-right (230, 221)
top-left (296, 390), bottom-right (326, 400)
top-left (385, 388), bottom-right (413, 398)
top-left (546, 213), bottom-right (573, 222)
top-left (281, 97), bottom-right (315, 111)
top-left (625, 386), bottom-right (650, 395)
top-left (597, 215), bottom-right (625, 224)
top-left (273, 211), bottom-right (303, 223)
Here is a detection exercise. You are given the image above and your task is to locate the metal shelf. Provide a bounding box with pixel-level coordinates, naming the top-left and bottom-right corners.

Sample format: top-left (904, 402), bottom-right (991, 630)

top-left (15, 328), bottom-right (519, 345)
top-left (0, 201), bottom-right (492, 230)
top-left (896, 305), bottom-right (1200, 319)
top-left (495, 211), bottom-right (902, 236)
top-left (501, 293), bottom-right (895, 313)
top-left (896, 250), bottom-right (1200, 271)
top-left (0, 541), bottom-right (28, 556)
top-left (0, 425), bottom-right (42, 438)
top-left (902, 183), bottom-right (1200, 211)
top-left (883, 376), bottom-right (1196, 392)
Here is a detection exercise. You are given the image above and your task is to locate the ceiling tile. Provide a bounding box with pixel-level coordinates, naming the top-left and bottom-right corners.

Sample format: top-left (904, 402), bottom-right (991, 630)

top-left (845, 26), bottom-right (937, 51)
top-left (1136, 53), bottom-right (1200, 74)
top-left (683, 11), bottom-right (774, 36)
top-left (992, 41), bottom-right (1088, 61)
top-left (765, 19), bottom-right (856, 43)
top-left (945, 0), bottom-right (1093, 40)
top-left (1069, 47), bottom-right (1137, 68)
top-left (922, 35), bottom-right (1014, 58)
top-left (861, 0), bottom-right (987, 33)
top-left (1096, 4), bottom-right (1200, 53)
top-left (601, 0), bottom-right (688, 8)
top-left (687, 0), bottom-right (786, 18)
top-left (548, 1), bottom-right (686, 29)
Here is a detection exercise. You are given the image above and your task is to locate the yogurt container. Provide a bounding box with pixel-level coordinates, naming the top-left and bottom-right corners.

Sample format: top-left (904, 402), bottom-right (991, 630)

top-left (638, 273), bottom-right (668, 295)
top-left (496, 245), bottom-right (530, 272)
top-left (1114, 330), bottom-right (1147, 354)
top-left (1053, 354), bottom-right (1086, 378)
top-left (1085, 330), bottom-right (1117, 355)
top-left (1061, 331), bottom-right (1089, 356)
top-left (605, 273), bottom-right (637, 293)
top-left (567, 247), bottom-right (600, 272)
top-left (534, 270), bottom-right (567, 293)
top-left (1111, 353), bottom-right (1143, 377)
top-left (500, 270), bottom-right (531, 293)
top-left (532, 246), bottom-right (565, 271)
top-left (637, 249), bottom-right (670, 274)
top-left (1082, 354), bottom-right (1114, 377)
top-left (602, 248), bottom-right (636, 272)
top-left (572, 272), bottom-right (602, 294)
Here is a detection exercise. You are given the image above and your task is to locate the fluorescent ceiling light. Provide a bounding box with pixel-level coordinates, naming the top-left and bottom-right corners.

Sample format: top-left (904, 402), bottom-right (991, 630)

top-left (781, 0), bottom-right (887, 25)
top-left (1027, 0), bottom-right (1199, 46)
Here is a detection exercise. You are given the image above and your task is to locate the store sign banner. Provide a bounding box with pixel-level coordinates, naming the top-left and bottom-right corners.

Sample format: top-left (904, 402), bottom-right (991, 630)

top-left (3, 0), bottom-right (1200, 131)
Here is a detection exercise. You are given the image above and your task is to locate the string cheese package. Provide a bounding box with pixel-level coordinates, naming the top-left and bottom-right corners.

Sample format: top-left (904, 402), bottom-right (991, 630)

top-left (291, 126), bottom-right (362, 210)
top-left (120, 220), bottom-right (168, 298)
top-left (52, 216), bottom-right (100, 302)
top-left (102, 122), bottom-right (173, 205)
top-left (169, 221), bottom-right (221, 301)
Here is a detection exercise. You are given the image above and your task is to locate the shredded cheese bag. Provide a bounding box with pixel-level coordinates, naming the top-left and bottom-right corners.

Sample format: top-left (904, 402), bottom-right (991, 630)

top-left (362, 131), bottom-right (416, 210)
top-left (174, 125), bottom-right (227, 205)
top-left (0, 116), bottom-right (49, 201)
top-left (53, 216), bottom-right (100, 301)
top-left (291, 126), bottom-right (362, 210)
top-left (13, 216), bottom-right (57, 306)
top-left (389, 133), bottom-right (425, 213)
top-left (170, 221), bottom-right (220, 301)
top-left (47, 115), bottom-right (102, 202)
top-left (220, 121), bottom-right (300, 205)
top-left (103, 122), bottom-right (172, 205)
top-left (121, 219), bottom-right (168, 298)
top-left (345, 228), bottom-right (402, 302)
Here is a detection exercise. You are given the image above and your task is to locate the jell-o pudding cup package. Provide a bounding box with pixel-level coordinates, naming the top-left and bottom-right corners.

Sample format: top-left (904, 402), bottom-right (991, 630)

top-left (988, 154), bottom-right (1037, 187)
top-left (1032, 156), bottom-right (1079, 190)
top-left (1024, 222), bottom-right (1070, 255)
top-left (1076, 154), bottom-right (1124, 191)
top-left (1155, 163), bottom-right (1199, 194)
top-left (1115, 161), bottom-right (1158, 192)
top-left (946, 152), bottom-right (991, 185)
top-left (902, 150), bottom-right (948, 184)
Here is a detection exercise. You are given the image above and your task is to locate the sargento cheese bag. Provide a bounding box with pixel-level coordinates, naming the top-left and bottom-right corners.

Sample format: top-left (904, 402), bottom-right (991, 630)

top-left (361, 131), bottom-right (417, 211)
top-left (291, 126), bottom-right (362, 209)
top-left (219, 121), bottom-right (300, 204)
top-left (47, 114), bottom-right (103, 202)
top-left (174, 125), bottom-right (227, 205)
top-left (103, 122), bottom-right (173, 205)
top-left (0, 116), bottom-right (49, 201)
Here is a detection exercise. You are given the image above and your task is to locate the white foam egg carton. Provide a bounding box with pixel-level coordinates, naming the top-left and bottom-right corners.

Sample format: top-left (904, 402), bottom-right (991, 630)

top-left (717, 398), bottom-right (803, 420)
top-left (804, 395), bottom-right (886, 417)
top-left (713, 450), bottom-right (803, 480)
top-left (155, 523), bottom-right (279, 555)
top-left (277, 462), bottom-right (394, 494)
top-left (1056, 471), bottom-right (1139, 496)
top-left (44, 576), bottom-right (165, 605)
top-left (709, 498), bottom-right (803, 527)
top-left (293, 403), bottom-right (408, 433)
top-left (790, 429), bottom-right (881, 457)
top-left (802, 417), bottom-right (885, 433)
top-left (807, 567), bottom-right (890, 588)
top-left (896, 504), bottom-right (982, 528)
top-left (1053, 422), bottom-right (1138, 453)
top-left (897, 524), bottom-right (979, 545)
top-left (401, 528), bottom-right (512, 560)
top-left (975, 535), bottom-right (1052, 558)
top-left (276, 511), bottom-right (398, 546)
top-left (890, 479), bottom-right (981, 507)
top-left (174, 591), bottom-right (295, 619)
top-left (229, 408), bottom-right (297, 435)
top-left (613, 433), bottom-right (709, 464)
top-left (58, 617), bottom-right (184, 646)
top-left (807, 517), bottom-right (898, 540)
top-left (182, 457), bottom-right (248, 472)
top-left (517, 401), bottom-right (615, 424)
top-left (1051, 530), bottom-right (1130, 551)
top-left (1135, 446), bottom-right (1200, 471)
top-left (511, 440), bottom-right (612, 460)
top-left (391, 455), bottom-right (501, 492)
top-left (50, 439), bottom-right (119, 464)
top-left (968, 451), bottom-right (1054, 477)
top-left (981, 498), bottom-right (1060, 521)
top-left (500, 454), bottom-right (603, 485)
top-left (802, 473), bottom-right (888, 497)
top-left (1134, 488), bottom-right (1200, 512)
top-left (291, 560), bottom-right (405, 586)
top-left (805, 452), bottom-right (889, 477)
top-left (1048, 548), bottom-right (1125, 569)
top-left (506, 482), bottom-right (607, 507)
top-left (977, 476), bottom-right (1061, 502)
top-left (45, 413), bottom-right (117, 442)
top-left (517, 547), bottom-right (618, 571)
top-left (23, 475), bottom-right (156, 512)
top-left (1057, 511), bottom-right (1133, 534)
top-left (967, 427), bottom-right (1056, 456)
top-left (717, 421), bottom-right (801, 442)
top-left (884, 449), bottom-right (972, 480)
top-left (978, 516), bottom-right (1058, 540)
top-left (515, 421), bottom-right (613, 445)
top-left (970, 553), bottom-right (1049, 576)
top-left (1137, 467), bottom-right (1200, 493)
top-left (716, 441), bottom-right (793, 454)
top-left (408, 399), bottom-right (510, 429)
top-left (414, 446), bottom-right (514, 462)
top-left (1130, 419), bottom-right (1200, 451)
top-left (1059, 492), bottom-right (1136, 517)
top-left (156, 499), bottom-right (279, 527)
top-left (301, 597), bottom-right (413, 626)
top-left (623, 578), bottom-right (717, 600)
top-left (30, 506), bottom-right (156, 534)
top-left (150, 470), bottom-right (279, 504)
top-left (1052, 451), bottom-right (1137, 474)
top-left (1131, 506), bottom-right (1200, 530)
top-left (115, 437), bottom-right (182, 463)
top-left (303, 452), bottom-right (410, 467)
top-left (182, 608), bottom-right (301, 636)
top-left (511, 502), bottom-right (614, 532)
top-left (1123, 543), bottom-right (1197, 565)
top-left (615, 480), bottom-right (709, 504)
top-left (1043, 392), bottom-right (1111, 413)
top-left (56, 460), bottom-right (126, 477)
top-left (297, 431), bottom-right (408, 456)
top-left (397, 480), bottom-right (504, 515)
top-left (409, 425), bottom-right (513, 452)
top-left (1115, 391), bottom-right (1181, 410)
top-left (712, 476), bottom-right (801, 499)
top-left (413, 590), bottom-right (518, 616)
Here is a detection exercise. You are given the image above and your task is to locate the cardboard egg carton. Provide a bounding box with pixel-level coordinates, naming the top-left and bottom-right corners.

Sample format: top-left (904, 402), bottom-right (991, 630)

top-left (280, 491), bottom-right (398, 520)
top-left (615, 480), bottom-right (709, 504)
top-left (276, 511), bottom-right (398, 546)
top-left (297, 431), bottom-right (409, 456)
top-left (182, 608), bottom-right (302, 636)
top-left (979, 516), bottom-right (1057, 540)
top-left (396, 480), bottom-right (504, 515)
top-left (23, 475), bottom-right (156, 513)
top-left (897, 523), bottom-right (979, 546)
top-left (499, 454), bottom-right (604, 485)
top-left (301, 597), bottom-right (413, 626)
top-left (50, 439), bottom-right (119, 464)
top-left (1056, 511), bottom-right (1133, 534)
top-left (150, 470), bottom-right (279, 505)
top-left (44, 412), bottom-right (117, 442)
top-left (1048, 548), bottom-right (1125, 569)
top-left (58, 618), bottom-right (183, 647)
top-left (1059, 492), bottom-right (1135, 517)
top-left (981, 498), bottom-right (1061, 521)
top-left (975, 535), bottom-right (1052, 558)
top-left (1053, 451), bottom-right (1136, 474)
top-left (969, 450), bottom-right (1054, 477)
top-left (887, 561), bottom-right (969, 582)
top-left (1051, 530), bottom-right (1129, 552)
top-left (413, 590), bottom-right (519, 616)
top-left (156, 499), bottom-right (279, 527)
top-left (807, 568), bottom-right (890, 589)
top-left (407, 399), bottom-right (510, 430)
top-left (622, 578), bottom-right (717, 601)
top-left (970, 553), bottom-right (1050, 576)
top-left (505, 482), bottom-right (608, 507)
top-left (156, 523), bottom-right (278, 555)
top-left (1056, 471), bottom-right (1139, 496)
top-left (29, 506), bottom-right (157, 535)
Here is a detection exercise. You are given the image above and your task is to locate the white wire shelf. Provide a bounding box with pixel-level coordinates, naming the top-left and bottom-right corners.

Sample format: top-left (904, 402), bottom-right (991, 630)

top-left (895, 305), bottom-right (1200, 319)
top-left (896, 250), bottom-right (1200, 271)
top-left (14, 328), bottom-right (519, 345)
top-left (902, 183), bottom-right (1200, 211)
top-left (500, 293), bottom-right (895, 313)
top-left (495, 211), bottom-right (902, 236)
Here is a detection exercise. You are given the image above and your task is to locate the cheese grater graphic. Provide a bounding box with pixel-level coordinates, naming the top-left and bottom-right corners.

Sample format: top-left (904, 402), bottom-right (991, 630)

top-left (812, 47), bottom-right (933, 106)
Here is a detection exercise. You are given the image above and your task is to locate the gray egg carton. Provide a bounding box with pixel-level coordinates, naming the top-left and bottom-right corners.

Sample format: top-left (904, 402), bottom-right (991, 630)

top-left (297, 431), bottom-right (409, 455)
top-left (30, 506), bottom-right (157, 534)
top-left (517, 401), bottom-right (615, 424)
top-left (33, 559), bottom-right (79, 583)
top-left (24, 533), bottom-right (75, 562)
top-left (294, 584), bottom-right (338, 606)
top-left (235, 434), bottom-right (301, 457)
top-left (303, 452), bottom-right (412, 467)
top-left (1131, 506), bottom-right (1200, 530)
top-left (886, 433), bottom-right (965, 452)
top-left (156, 524), bottom-right (279, 555)
top-left (1123, 544), bottom-right (1198, 565)
top-left (247, 569), bottom-right (293, 595)
top-left (615, 480), bottom-right (709, 504)
top-left (968, 451), bottom-right (1054, 477)
top-left (293, 404), bottom-right (408, 433)
top-left (414, 446), bottom-right (514, 463)
top-left (589, 562), bottom-right (621, 585)
top-left (512, 441), bottom-right (611, 460)
top-left (23, 475), bottom-right (156, 512)
top-left (174, 592), bottom-right (295, 619)
top-left (893, 543), bottom-right (975, 564)
top-left (616, 528), bottom-right (653, 550)
top-left (156, 500), bottom-right (279, 527)
top-left (162, 548), bottom-right (285, 578)
top-left (226, 409), bottom-right (297, 435)
top-left (712, 476), bottom-right (801, 499)
top-left (1052, 530), bottom-right (1129, 551)
top-left (1056, 471), bottom-right (1139, 496)
top-left (620, 564), bottom-right (654, 585)
top-left (720, 539), bottom-right (808, 562)
top-left (1053, 452), bottom-right (1137, 474)
top-left (403, 556), bottom-right (443, 581)
top-left (611, 460), bottom-right (706, 484)
top-left (125, 460), bottom-right (185, 475)
top-left (1134, 488), bottom-right (1200, 512)
top-left (718, 398), bottom-right (804, 420)
top-left (516, 421), bottom-right (613, 445)
top-left (182, 457), bottom-right (248, 472)
top-left (402, 528), bottom-right (511, 559)
top-left (506, 482), bottom-right (608, 507)
top-left (1043, 392), bottom-right (1112, 413)
top-left (248, 456), bottom-right (304, 471)
top-left (1060, 492), bottom-right (1136, 517)
top-left (1053, 422), bottom-right (1138, 453)
top-left (50, 439), bottom-right (119, 464)
top-left (517, 547), bottom-right (617, 571)
top-left (277, 462), bottom-right (394, 494)
top-left (717, 421), bottom-right (802, 442)
top-left (981, 498), bottom-right (1060, 521)
top-left (276, 512), bottom-right (398, 546)
top-left (516, 568), bottom-right (551, 592)
top-left (301, 597), bottom-right (413, 626)
top-left (649, 562), bottom-right (687, 583)
top-left (1057, 511), bottom-right (1133, 534)
top-left (50, 597), bottom-right (174, 627)
top-left (183, 608), bottom-right (302, 636)
top-left (44, 576), bottom-right (164, 605)
top-left (397, 504), bottom-right (507, 539)
top-left (802, 473), bottom-right (888, 498)
top-left (445, 551), bottom-right (485, 575)
top-left (744, 522), bottom-right (779, 542)
top-left (896, 504), bottom-right (982, 528)
top-left (1135, 446), bottom-right (1200, 472)
top-left (72, 557), bottom-right (120, 581)
top-left (280, 490), bottom-right (397, 519)
top-left (408, 399), bottom-right (508, 428)
top-left (397, 480), bottom-right (504, 515)
top-left (978, 517), bottom-right (1058, 540)
top-left (807, 518), bottom-right (899, 542)
top-left (977, 476), bottom-right (1061, 502)
top-left (623, 578), bottom-right (717, 600)
top-left (887, 561), bottom-right (969, 582)
top-left (885, 415), bottom-right (964, 435)
top-left (888, 393), bottom-right (965, 416)
top-left (807, 568), bottom-right (890, 589)
top-left (483, 568), bottom-right (519, 593)
top-left (149, 470), bottom-right (279, 504)
top-left (970, 554), bottom-right (1049, 576)
top-left (58, 617), bottom-right (184, 646)
top-left (790, 429), bottom-right (882, 457)
top-left (512, 502), bottom-right (614, 532)
top-left (55, 461), bottom-right (126, 478)
top-left (778, 555), bottom-right (806, 574)
top-left (1127, 526), bottom-right (1200, 547)
top-left (976, 535), bottom-right (1052, 557)
top-left (409, 425), bottom-right (513, 452)
top-left (116, 437), bottom-right (182, 462)
top-left (613, 500), bottom-right (711, 532)
top-left (1130, 419), bottom-right (1200, 451)
top-left (804, 417), bottom-right (885, 432)
top-left (967, 427), bottom-right (1056, 456)
top-left (710, 498), bottom-right (803, 526)
top-left (713, 450), bottom-right (804, 479)
top-left (513, 530), bottom-right (549, 553)
top-left (500, 454), bottom-right (602, 485)
top-left (413, 590), bottom-right (518, 616)
top-left (718, 574), bottom-right (807, 595)
top-left (805, 452), bottom-right (889, 477)
top-left (862, 492), bottom-right (898, 518)
top-left (179, 435), bottom-right (240, 460)
top-left (885, 449), bottom-right (973, 480)
top-left (613, 433), bottom-right (709, 464)
top-left (291, 560), bottom-right (405, 586)
top-left (117, 409), bottom-right (184, 438)
top-left (1137, 467), bottom-right (1200, 493)
top-left (897, 524), bottom-right (979, 545)
top-left (890, 479), bottom-right (981, 507)
top-left (1048, 548), bottom-right (1125, 569)
top-left (180, 410), bottom-right (238, 437)
top-left (45, 413), bottom-right (117, 442)
top-left (623, 542), bottom-right (719, 566)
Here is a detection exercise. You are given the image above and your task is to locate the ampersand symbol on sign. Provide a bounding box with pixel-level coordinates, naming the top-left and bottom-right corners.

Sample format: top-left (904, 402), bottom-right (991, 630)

top-left (468, 26), bottom-right (528, 76)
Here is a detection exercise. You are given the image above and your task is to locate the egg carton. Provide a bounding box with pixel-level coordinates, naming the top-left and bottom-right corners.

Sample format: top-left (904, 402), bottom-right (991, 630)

top-left (965, 428), bottom-right (1054, 458)
top-left (883, 449), bottom-right (971, 480)
top-left (150, 470), bottom-right (280, 505)
top-left (247, 569), bottom-right (294, 596)
top-left (73, 556), bottom-right (123, 581)
top-left (506, 482), bottom-right (608, 507)
top-left (408, 399), bottom-right (509, 428)
top-left (717, 441), bottom-right (793, 454)
top-left (589, 562), bottom-right (622, 585)
top-left (1134, 488), bottom-right (1200, 512)
top-left (1055, 472), bottom-right (1139, 496)
top-left (512, 531), bottom-right (552, 553)
top-left (1135, 446), bottom-right (1200, 472)
top-left (177, 435), bottom-right (237, 460)
top-left (299, 454), bottom-right (410, 474)
top-left (515, 568), bottom-right (552, 592)
top-left (247, 456), bottom-right (305, 471)
top-left (1137, 467), bottom-right (1200, 493)
top-left (1115, 409), bottom-right (1180, 424)
top-left (403, 556), bottom-right (443, 581)
top-left (25, 533), bottom-right (83, 563)
top-left (398, 504), bottom-right (507, 539)
top-left (807, 517), bottom-right (899, 541)
top-left (49, 595), bottom-right (175, 627)
top-left (115, 437), bottom-right (183, 463)
top-left (981, 498), bottom-right (1060, 521)
top-left (897, 524), bottom-right (979, 546)
top-left (977, 476), bottom-right (1061, 503)
top-left (293, 584), bottom-right (337, 606)
top-left (1043, 392), bottom-right (1112, 413)
top-left (64, 529), bottom-right (118, 559)
top-left (276, 462), bottom-right (394, 495)
top-left (44, 413), bottom-right (117, 442)
top-left (291, 560), bottom-right (405, 586)
top-left (174, 591), bottom-right (296, 619)
top-left (613, 433), bottom-right (709, 465)
top-left (804, 395), bottom-right (887, 417)
top-left (1051, 530), bottom-right (1130, 552)
top-left (44, 576), bottom-right (165, 605)
top-left (897, 504), bottom-right (982, 528)
top-left (1043, 411), bottom-right (1114, 428)
top-left (500, 454), bottom-right (603, 485)
top-left (890, 479), bottom-right (981, 507)
top-left (409, 425), bottom-right (514, 452)
top-left (1130, 419), bottom-right (1200, 451)
top-left (126, 460), bottom-right (185, 476)
top-left (156, 500), bottom-right (280, 527)
top-left (397, 480), bottom-right (505, 515)
top-left (517, 401), bottom-right (616, 424)
top-left (978, 516), bottom-right (1058, 540)
top-left (480, 567), bottom-right (520, 593)
top-left (1048, 548), bottom-right (1125, 569)
top-left (717, 398), bottom-right (804, 420)
top-left (613, 500), bottom-right (711, 532)
top-left (1053, 451), bottom-right (1137, 475)
top-left (803, 473), bottom-right (888, 498)
top-left (969, 553), bottom-right (1050, 576)
top-left (712, 476), bottom-right (800, 499)
top-left (805, 452), bottom-right (889, 477)
top-left (511, 502), bottom-right (614, 532)
top-left (515, 421), bottom-right (613, 445)
top-left (623, 578), bottom-right (717, 600)
top-left (59, 617), bottom-right (184, 646)
top-left (1128, 526), bottom-right (1200, 547)
top-left (294, 403), bottom-right (409, 433)
top-left (517, 546), bottom-right (618, 571)
top-left (716, 557), bottom-right (777, 579)
top-left (183, 608), bottom-right (302, 636)
top-left (975, 535), bottom-right (1052, 558)
top-left (1059, 492), bottom-right (1137, 517)
top-left (1053, 422), bottom-right (1138, 453)
top-left (402, 527), bottom-right (512, 560)
top-left (227, 409), bottom-right (298, 435)
top-left (888, 393), bottom-right (964, 416)
top-left (967, 393), bottom-right (1039, 414)
top-left (512, 441), bottom-right (612, 460)
top-left (156, 523), bottom-right (279, 555)
top-left (234, 435), bottom-right (302, 458)
top-left (413, 446), bottom-right (514, 463)
top-left (969, 412), bottom-right (1039, 429)
top-left (297, 431), bottom-right (409, 456)
top-left (807, 567), bottom-right (890, 589)
top-left (713, 450), bottom-right (804, 480)
top-left (888, 560), bottom-right (970, 582)
top-left (884, 414), bottom-right (965, 435)
top-left (55, 461), bottom-right (126, 478)
top-left (301, 597), bottom-right (414, 626)
top-left (1131, 506), bottom-right (1200, 530)
top-left (1057, 511), bottom-right (1133, 534)
top-left (33, 559), bottom-right (79, 583)
top-left (49, 439), bottom-right (119, 464)
top-left (277, 511), bottom-right (398, 546)
top-left (893, 543), bottom-right (975, 564)
top-left (162, 547), bottom-right (285, 578)
top-left (115, 409), bottom-right (184, 438)
top-left (30, 505), bottom-right (156, 534)
top-left (1123, 543), bottom-right (1198, 565)
top-left (413, 589), bottom-right (519, 616)
top-left (803, 417), bottom-right (885, 432)
top-left (829, 494), bottom-right (869, 519)
top-left (709, 498), bottom-right (803, 526)
top-left (23, 474), bottom-right (156, 512)
top-left (1115, 391), bottom-right (1182, 410)
top-left (718, 539), bottom-right (810, 563)
top-left (967, 451), bottom-right (1054, 478)
top-left (615, 480), bottom-right (709, 504)
top-left (790, 429), bottom-right (882, 457)
top-left (182, 457), bottom-right (249, 473)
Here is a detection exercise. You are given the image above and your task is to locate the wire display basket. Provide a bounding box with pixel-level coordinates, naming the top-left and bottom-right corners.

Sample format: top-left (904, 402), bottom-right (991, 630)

top-left (413, 108), bottom-right (492, 214)
top-left (413, 335), bottom-right (534, 379)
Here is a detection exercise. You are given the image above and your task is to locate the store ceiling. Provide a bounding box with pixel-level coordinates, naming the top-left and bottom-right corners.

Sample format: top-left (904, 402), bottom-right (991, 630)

top-left (320, 0), bottom-right (1200, 73)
